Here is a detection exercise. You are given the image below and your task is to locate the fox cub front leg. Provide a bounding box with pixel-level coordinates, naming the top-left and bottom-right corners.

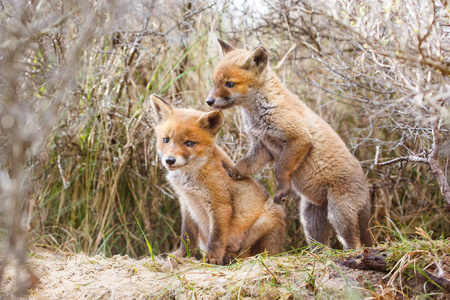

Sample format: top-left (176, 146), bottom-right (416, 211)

top-left (221, 160), bottom-right (246, 180)
top-left (222, 140), bottom-right (273, 180)
top-left (204, 203), bottom-right (233, 265)
top-left (272, 138), bottom-right (312, 204)
top-left (172, 205), bottom-right (199, 259)
top-left (273, 163), bottom-right (292, 204)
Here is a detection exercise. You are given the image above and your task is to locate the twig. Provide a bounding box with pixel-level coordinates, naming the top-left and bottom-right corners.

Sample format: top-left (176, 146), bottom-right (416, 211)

top-left (374, 155), bottom-right (428, 167)
top-left (259, 257), bottom-right (281, 285)
top-left (116, 17), bottom-right (149, 102)
top-left (57, 154), bottom-right (69, 189)
top-left (165, 3), bottom-right (215, 34)
top-left (374, 145), bottom-right (380, 165)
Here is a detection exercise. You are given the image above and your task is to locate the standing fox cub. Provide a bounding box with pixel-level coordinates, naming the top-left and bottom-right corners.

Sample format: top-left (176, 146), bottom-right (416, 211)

top-left (206, 40), bottom-right (372, 249)
top-left (150, 95), bottom-right (285, 265)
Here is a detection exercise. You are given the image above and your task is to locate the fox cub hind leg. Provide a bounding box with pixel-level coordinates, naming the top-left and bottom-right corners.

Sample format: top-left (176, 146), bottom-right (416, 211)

top-left (358, 201), bottom-right (373, 247)
top-left (225, 219), bottom-right (285, 263)
top-left (299, 198), bottom-right (333, 250)
top-left (301, 195), bottom-right (372, 250)
top-left (327, 194), bottom-right (371, 250)
top-left (250, 221), bottom-right (286, 256)
top-left (236, 207), bottom-right (286, 257)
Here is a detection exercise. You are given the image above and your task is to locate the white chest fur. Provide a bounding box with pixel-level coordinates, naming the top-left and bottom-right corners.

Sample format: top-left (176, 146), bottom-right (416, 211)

top-left (241, 92), bottom-right (285, 158)
top-left (167, 169), bottom-right (211, 238)
top-left (241, 91), bottom-right (283, 138)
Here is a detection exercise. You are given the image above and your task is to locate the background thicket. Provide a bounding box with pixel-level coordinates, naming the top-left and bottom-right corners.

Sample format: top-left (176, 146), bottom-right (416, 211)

top-left (1, 0), bottom-right (449, 295)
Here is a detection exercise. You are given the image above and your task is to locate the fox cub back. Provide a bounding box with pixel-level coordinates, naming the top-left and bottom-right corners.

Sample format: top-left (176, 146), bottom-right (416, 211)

top-left (150, 94), bottom-right (285, 265)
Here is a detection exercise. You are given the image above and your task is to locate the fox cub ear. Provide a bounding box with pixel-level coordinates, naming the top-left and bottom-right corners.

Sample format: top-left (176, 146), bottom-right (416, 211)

top-left (217, 39), bottom-right (235, 55)
top-left (149, 94), bottom-right (173, 124)
top-left (241, 46), bottom-right (268, 73)
top-left (198, 110), bottom-right (224, 135)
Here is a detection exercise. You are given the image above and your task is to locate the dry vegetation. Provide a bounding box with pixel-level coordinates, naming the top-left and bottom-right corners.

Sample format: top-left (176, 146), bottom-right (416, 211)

top-left (3, 234), bottom-right (450, 299)
top-left (0, 0), bottom-right (449, 298)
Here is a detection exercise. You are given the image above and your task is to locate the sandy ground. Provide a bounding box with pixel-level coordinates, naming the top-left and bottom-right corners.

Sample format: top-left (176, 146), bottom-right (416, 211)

top-left (0, 248), bottom-right (396, 299)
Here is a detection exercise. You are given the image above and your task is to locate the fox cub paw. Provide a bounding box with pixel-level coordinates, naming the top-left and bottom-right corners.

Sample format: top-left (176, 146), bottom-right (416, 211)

top-left (205, 254), bottom-right (224, 265)
top-left (274, 188), bottom-right (291, 204)
top-left (223, 252), bottom-right (239, 265)
top-left (222, 161), bottom-right (247, 180)
top-left (171, 249), bottom-right (186, 259)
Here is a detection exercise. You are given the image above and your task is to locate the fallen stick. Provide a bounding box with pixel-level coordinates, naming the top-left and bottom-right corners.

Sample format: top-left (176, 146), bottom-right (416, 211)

top-left (341, 249), bottom-right (450, 293)
top-left (340, 249), bottom-right (388, 272)
top-left (423, 270), bottom-right (450, 292)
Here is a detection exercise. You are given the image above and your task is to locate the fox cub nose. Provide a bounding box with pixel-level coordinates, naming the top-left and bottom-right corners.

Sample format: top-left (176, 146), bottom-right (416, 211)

top-left (206, 99), bottom-right (215, 106)
top-left (165, 156), bottom-right (176, 166)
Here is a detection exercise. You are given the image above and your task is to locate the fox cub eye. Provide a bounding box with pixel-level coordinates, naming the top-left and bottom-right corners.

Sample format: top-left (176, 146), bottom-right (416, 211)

top-left (163, 137), bottom-right (170, 143)
top-left (184, 141), bottom-right (195, 147)
top-left (225, 82), bottom-right (235, 88)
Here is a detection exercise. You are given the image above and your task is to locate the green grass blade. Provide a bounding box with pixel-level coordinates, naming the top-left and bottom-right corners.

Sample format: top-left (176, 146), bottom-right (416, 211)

top-left (134, 213), bottom-right (154, 261)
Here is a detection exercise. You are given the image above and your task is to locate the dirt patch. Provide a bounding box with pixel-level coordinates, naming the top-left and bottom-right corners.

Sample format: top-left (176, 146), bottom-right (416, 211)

top-left (2, 240), bottom-right (450, 299)
top-left (1, 249), bottom-right (392, 299)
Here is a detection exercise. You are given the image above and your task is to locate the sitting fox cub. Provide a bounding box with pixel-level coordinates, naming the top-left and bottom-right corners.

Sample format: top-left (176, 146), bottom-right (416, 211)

top-left (206, 40), bottom-right (372, 250)
top-left (150, 95), bottom-right (285, 264)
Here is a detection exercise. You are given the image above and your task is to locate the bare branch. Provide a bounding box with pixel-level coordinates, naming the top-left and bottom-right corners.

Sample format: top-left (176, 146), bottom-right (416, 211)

top-left (375, 156), bottom-right (429, 167)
